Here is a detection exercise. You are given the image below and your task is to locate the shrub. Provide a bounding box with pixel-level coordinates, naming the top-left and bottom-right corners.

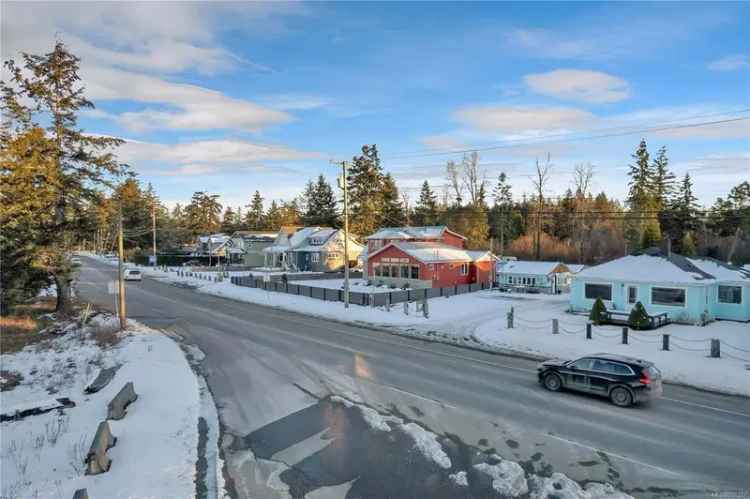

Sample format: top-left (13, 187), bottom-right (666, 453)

top-left (589, 297), bottom-right (607, 325)
top-left (628, 301), bottom-right (651, 330)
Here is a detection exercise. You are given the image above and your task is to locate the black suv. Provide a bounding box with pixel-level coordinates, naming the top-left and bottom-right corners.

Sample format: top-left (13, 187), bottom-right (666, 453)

top-left (537, 353), bottom-right (662, 407)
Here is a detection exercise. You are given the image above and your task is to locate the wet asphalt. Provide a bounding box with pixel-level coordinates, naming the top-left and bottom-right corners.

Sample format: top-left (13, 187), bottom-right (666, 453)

top-left (75, 259), bottom-right (750, 498)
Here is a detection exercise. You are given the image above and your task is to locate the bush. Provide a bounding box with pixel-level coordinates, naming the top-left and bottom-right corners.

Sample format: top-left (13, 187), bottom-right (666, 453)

top-left (589, 297), bottom-right (607, 325)
top-left (628, 301), bottom-right (651, 330)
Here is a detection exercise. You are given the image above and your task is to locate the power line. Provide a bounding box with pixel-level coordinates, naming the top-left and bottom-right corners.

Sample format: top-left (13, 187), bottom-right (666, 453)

top-left (382, 114), bottom-right (750, 160)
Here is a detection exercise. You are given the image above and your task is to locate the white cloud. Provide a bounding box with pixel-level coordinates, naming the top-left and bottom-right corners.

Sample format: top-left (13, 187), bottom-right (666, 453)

top-left (419, 134), bottom-right (469, 151)
top-left (454, 106), bottom-right (596, 136)
top-left (258, 94), bottom-right (331, 111)
top-left (506, 29), bottom-right (598, 60)
top-left (708, 54), bottom-right (749, 72)
top-left (116, 138), bottom-right (320, 176)
top-left (2, 1), bottom-right (307, 133)
top-left (80, 66), bottom-right (291, 132)
top-left (524, 69), bottom-right (630, 104)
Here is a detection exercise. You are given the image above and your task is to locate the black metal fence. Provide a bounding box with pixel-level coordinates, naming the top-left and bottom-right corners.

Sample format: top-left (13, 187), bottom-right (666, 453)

top-left (230, 275), bottom-right (492, 306)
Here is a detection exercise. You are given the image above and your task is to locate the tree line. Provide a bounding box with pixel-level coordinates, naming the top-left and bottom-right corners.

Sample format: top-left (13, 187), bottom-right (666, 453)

top-left (2, 43), bottom-right (748, 315)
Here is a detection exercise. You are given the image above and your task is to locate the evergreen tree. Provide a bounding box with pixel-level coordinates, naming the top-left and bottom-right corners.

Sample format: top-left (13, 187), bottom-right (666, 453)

top-left (490, 173), bottom-right (514, 254)
top-left (221, 207), bottom-right (237, 233)
top-left (245, 190), bottom-right (265, 229)
top-left (348, 144), bottom-right (384, 235)
top-left (640, 219), bottom-right (662, 249)
top-left (1, 42), bottom-right (128, 314)
top-left (314, 175), bottom-right (339, 227)
top-left (589, 297), bottom-right (607, 325)
top-left (651, 146), bottom-right (674, 210)
top-left (625, 139), bottom-right (660, 252)
top-left (668, 173), bottom-right (700, 249)
top-left (681, 232), bottom-right (696, 256)
top-left (628, 301), bottom-right (650, 330)
top-left (380, 173), bottom-right (406, 226)
top-left (414, 180), bottom-right (438, 226)
top-left (265, 200), bottom-right (281, 229)
top-left (185, 191), bottom-right (222, 235)
top-left (278, 200), bottom-right (302, 227)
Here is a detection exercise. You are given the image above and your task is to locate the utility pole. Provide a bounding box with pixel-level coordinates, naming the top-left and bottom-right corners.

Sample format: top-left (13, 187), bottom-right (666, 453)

top-left (152, 203), bottom-right (157, 267)
top-left (339, 161), bottom-right (350, 308)
top-left (117, 199), bottom-right (126, 330)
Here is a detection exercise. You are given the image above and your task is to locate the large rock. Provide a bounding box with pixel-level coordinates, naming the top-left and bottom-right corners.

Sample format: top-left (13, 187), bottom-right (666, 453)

top-left (107, 381), bottom-right (137, 420)
top-left (86, 421), bottom-right (116, 475)
top-left (528, 473), bottom-right (633, 499)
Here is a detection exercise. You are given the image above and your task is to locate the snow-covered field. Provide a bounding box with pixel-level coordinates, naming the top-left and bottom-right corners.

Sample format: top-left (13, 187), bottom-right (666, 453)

top-left (84, 255), bottom-right (750, 396)
top-left (0, 313), bottom-right (220, 499)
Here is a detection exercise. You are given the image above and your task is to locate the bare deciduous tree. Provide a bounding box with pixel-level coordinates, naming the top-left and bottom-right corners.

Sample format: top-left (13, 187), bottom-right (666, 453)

top-left (460, 152), bottom-right (486, 206)
top-left (530, 154), bottom-right (553, 260)
top-left (445, 160), bottom-right (463, 205)
top-left (573, 162), bottom-right (594, 198)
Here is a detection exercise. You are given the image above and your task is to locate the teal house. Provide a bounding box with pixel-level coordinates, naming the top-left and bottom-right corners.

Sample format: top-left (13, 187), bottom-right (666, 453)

top-left (570, 249), bottom-right (750, 324)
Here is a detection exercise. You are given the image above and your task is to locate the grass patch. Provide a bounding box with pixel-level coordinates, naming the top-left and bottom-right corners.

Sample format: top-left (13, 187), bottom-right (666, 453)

top-left (0, 298), bottom-right (56, 354)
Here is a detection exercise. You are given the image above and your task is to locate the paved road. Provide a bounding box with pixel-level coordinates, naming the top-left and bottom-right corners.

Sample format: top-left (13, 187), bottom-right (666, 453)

top-left (76, 259), bottom-right (750, 498)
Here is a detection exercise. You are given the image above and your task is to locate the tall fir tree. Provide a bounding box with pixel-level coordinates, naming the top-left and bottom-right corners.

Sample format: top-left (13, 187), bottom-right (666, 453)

top-left (245, 190), bottom-right (265, 229)
top-left (490, 173), bottom-right (513, 254)
top-left (265, 200), bottom-right (281, 229)
top-left (348, 144), bottom-right (384, 235)
top-left (1, 42), bottom-right (127, 313)
top-left (651, 146), bottom-right (674, 210)
top-left (625, 139), bottom-right (660, 251)
top-left (380, 173), bottom-right (406, 226)
top-left (414, 180), bottom-right (438, 226)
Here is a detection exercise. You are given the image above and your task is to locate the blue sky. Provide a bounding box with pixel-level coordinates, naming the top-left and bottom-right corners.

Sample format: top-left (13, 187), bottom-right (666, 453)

top-left (3, 2), bottom-right (749, 209)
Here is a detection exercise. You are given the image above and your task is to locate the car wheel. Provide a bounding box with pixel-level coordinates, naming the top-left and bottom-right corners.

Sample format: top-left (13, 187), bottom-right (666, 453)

top-left (610, 386), bottom-right (633, 407)
top-left (543, 372), bottom-right (562, 392)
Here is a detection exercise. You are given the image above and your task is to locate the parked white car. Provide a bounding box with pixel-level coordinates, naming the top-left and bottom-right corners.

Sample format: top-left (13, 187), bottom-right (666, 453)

top-left (123, 268), bottom-right (142, 281)
top-left (71, 257), bottom-right (82, 266)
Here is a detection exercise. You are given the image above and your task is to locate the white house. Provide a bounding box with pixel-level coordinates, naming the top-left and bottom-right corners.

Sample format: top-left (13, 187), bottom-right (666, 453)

top-left (497, 260), bottom-right (571, 294)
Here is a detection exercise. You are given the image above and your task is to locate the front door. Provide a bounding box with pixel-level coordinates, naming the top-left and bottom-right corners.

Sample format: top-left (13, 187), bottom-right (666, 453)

top-left (628, 286), bottom-right (637, 305)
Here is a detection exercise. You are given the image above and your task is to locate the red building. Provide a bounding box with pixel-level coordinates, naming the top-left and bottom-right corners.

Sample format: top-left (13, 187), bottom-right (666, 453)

top-left (364, 226), bottom-right (496, 288)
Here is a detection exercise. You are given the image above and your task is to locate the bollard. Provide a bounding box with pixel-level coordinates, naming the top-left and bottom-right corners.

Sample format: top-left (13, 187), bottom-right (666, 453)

top-left (586, 323), bottom-right (592, 339)
top-left (710, 338), bottom-right (720, 358)
top-left (552, 319), bottom-right (559, 334)
top-left (385, 294), bottom-right (391, 312)
top-left (507, 308), bottom-right (514, 329)
top-left (422, 298), bottom-right (429, 318)
top-left (662, 334), bottom-right (670, 351)
top-left (622, 327), bottom-right (628, 345)
top-left (403, 301), bottom-right (409, 315)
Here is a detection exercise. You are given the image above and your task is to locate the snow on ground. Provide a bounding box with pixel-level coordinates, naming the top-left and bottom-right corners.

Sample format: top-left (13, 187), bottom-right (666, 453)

top-left (332, 396), bottom-right (631, 499)
top-left (84, 254), bottom-right (750, 395)
top-left (0, 313), bottom-right (214, 499)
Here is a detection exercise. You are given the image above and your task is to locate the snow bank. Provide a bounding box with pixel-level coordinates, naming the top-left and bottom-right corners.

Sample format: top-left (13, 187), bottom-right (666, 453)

top-left (474, 457), bottom-right (528, 497)
top-left (529, 472), bottom-right (633, 499)
top-left (400, 422), bottom-right (452, 469)
top-left (0, 314), bottom-right (204, 499)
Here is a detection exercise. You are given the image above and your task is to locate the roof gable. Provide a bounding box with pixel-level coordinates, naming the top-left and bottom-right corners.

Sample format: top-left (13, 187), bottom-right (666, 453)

top-left (366, 226), bottom-right (467, 241)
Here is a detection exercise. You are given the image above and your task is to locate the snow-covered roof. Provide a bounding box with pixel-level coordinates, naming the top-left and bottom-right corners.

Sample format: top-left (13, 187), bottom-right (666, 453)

top-left (575, 254), bottom-right (716, 285)
top-left (566, 264), bottom-right (586, 273)
top-left (378, 242), bottom-right (493, 264)
top-left (366, 226), bottom-right (466, 241)
top-left (689, 258), bottom-right (750, 283)
top-left (497, 260), bottom-right (569, 275)
top-left (289, 227), bottom-right (322, 248)
top-left (198, 233), bottom-right (228, 244)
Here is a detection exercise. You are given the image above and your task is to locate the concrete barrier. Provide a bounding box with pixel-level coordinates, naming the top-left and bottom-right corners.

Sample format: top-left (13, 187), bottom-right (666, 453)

top-left (107, 382), bottom-right (137, 420)
top-left (86, 421), bottom-right (116, 475)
